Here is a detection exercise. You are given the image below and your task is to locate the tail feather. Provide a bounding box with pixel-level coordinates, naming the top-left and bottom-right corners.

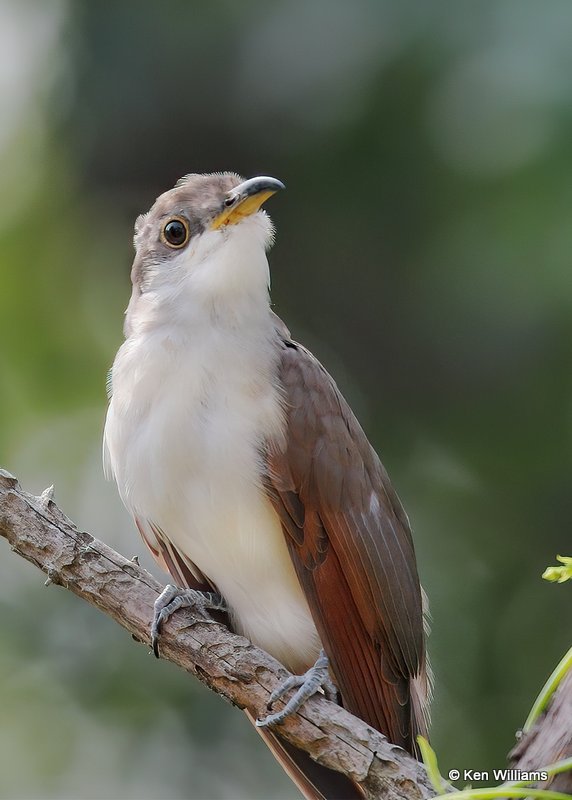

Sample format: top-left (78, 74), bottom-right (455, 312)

top-left (246, 711), bottom-right (364, 800)
top-left (410, 589), bottom-right (434, 755)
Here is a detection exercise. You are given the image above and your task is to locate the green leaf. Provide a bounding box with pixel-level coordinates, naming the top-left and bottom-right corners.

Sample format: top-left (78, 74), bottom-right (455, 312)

top-left (542, 555), bottom-right (572, 583)
top-left (523, 646), bottom-right (572, 733)
top-left (441, 789), bottom-right (571, 800)
top-left (502, 756), bottom-right (572, 789)
top-left (417, 735), bottom-right (448, 795)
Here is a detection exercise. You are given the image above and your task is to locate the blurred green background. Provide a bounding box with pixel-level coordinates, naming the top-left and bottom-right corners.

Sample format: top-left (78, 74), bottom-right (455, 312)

top-left (1, 1), bottom-right (571, 798)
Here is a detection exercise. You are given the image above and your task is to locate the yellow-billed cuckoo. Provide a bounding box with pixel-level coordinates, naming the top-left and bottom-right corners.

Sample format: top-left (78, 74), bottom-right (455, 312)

top-left (104, 173), bottom-right (430, 800)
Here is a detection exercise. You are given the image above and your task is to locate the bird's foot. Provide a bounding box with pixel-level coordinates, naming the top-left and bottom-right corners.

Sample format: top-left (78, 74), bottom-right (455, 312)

top-left (151, 584), bottom-right (227, 657)
top-left (256, 649), bottom-right (337, 727)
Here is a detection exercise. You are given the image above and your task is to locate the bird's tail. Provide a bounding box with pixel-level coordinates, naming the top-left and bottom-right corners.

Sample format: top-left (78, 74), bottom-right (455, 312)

top-left (410, 666), bottom-right (432, 757)
top-left (410, 590), bottom-right (434, 757)
top-left (245, 710), bottom-right (364, 800)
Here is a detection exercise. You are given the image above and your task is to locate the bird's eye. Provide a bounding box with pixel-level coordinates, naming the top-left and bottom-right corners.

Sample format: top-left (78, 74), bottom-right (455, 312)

top-left (161, 217), bottom-right (190, 248)
top-left (223, 194), bottom-right (237, 207)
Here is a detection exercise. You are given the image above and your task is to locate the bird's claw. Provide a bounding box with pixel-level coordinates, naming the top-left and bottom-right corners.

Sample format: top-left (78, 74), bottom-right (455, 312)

top-left (151, 584), bottom-right (226, 657)
top-left (256, 649), bottom-right (337, 727)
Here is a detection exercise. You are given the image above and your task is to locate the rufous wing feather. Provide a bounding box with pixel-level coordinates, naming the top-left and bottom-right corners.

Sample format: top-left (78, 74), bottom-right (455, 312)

top-left (265, 330), bottom-right (430, 755)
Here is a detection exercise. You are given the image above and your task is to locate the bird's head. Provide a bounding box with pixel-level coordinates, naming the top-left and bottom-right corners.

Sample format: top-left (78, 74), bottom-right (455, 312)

top-left (126, 172), bottom-right (284, 334)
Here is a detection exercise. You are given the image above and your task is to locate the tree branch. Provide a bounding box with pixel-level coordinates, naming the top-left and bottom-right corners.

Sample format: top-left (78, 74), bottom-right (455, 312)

top-left (509, 663), bottom-right (572, 794)
top-left (0, 469), bottom-right (432, 800)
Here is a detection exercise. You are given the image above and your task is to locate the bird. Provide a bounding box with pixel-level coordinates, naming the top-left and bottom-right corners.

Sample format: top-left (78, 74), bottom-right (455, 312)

top-left (103, 172), bottom-right (431, 800)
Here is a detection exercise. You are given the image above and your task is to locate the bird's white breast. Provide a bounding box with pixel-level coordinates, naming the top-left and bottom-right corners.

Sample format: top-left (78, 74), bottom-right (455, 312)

top-left (104, 307), bottom-right (320, 671)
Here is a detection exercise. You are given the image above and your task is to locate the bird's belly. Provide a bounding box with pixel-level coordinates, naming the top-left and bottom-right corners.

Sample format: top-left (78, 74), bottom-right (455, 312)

top-left (165, 484), bottom-right (321, 672)
top-left (105, 344), bottom-right (320, 671)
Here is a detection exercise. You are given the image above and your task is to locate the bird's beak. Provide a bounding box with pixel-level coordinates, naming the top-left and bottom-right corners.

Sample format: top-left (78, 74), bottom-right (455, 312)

top-left (211, 176), bottom-right (285, 230)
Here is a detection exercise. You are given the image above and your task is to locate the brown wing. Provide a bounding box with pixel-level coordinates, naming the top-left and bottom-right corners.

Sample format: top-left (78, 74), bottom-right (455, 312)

top-left (265, 331), bottom-right (430, 754)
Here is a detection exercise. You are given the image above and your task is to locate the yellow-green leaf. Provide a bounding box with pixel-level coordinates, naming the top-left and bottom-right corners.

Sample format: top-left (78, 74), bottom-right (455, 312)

top-left (542, 555), bottom-right (572, 583)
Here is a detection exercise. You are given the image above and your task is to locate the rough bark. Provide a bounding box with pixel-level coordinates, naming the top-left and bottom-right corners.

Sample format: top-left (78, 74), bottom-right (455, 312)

top-left (509, 667), bottom-right (572, 794)
top-left (0, 469), bottom-right (432, 800)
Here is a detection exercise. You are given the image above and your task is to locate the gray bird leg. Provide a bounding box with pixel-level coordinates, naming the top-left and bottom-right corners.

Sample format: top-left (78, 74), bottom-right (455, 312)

top-left (256, 649), bottom-right (338, 727)
top-left (151, 584), bottom-right (227, 657)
